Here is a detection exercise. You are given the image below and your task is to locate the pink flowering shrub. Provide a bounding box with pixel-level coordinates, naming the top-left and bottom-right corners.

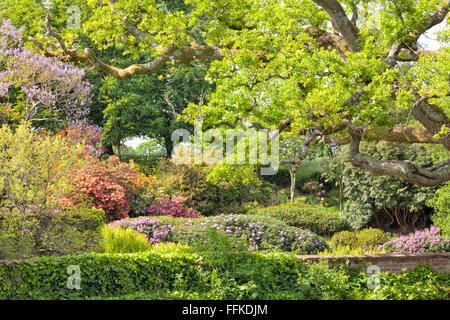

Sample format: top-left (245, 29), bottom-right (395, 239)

top-left (381, 226), bottom-right (450, 253)
top-left (69, 156), bottom-right (143, 221)
top-left (146, 195), bottom-right (201, 218)
top-left (63, 123), bottom-right (104, 158)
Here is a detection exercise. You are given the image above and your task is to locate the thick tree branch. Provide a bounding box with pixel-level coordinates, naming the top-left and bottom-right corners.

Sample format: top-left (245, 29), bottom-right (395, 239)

top-left (312, 0), bottom-right (361, 52)
top-left (344, 120), bottom-right (450, 187)
top-left (407, 0), bottom-right (449, 45)
top-left (282, 128), bottom-right (322, 165)
top-left (325, 125), bottom-right (441, 146)
top-left (82, 44), bottom-right (224, 78)
top-left (208, 115), bottom-right (294, 141)
top-left (306, 26), bottom-right (353, 55)
top-left (411, 96), bottom-right (450, 150)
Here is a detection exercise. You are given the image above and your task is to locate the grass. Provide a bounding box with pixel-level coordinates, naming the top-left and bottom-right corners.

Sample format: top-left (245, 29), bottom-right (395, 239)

top-left (99, 225), bottom-right (153, 253)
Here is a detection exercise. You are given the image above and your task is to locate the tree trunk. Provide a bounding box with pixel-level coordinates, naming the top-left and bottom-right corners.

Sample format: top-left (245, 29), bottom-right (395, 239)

top-left (102, 143), bottom-right (114, 156)
top-left (289, 162), bottom-right (300, 203)
top-left (339, 176), bottom-right (343, 213)
top-left (344, 120), bottom-right (450, 187)
top-left (289, 169), bottom-right (296, 203)
top-left (164, 135), bottom-right (174, 158)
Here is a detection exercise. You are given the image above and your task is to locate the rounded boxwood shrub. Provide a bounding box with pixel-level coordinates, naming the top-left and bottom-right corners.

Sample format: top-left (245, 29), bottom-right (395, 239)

top-left (250, 203), bottom-right (347, 236)
top-left (331, 228), bottom-right (390, 252)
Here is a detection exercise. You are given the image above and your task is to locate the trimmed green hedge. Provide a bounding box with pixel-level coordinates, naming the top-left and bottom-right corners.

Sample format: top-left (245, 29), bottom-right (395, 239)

top-left (249, 203), bottom-right (347, 236)
top-left (0, 250), bottom-right (309, 299)
top-left (1, 250), bottom-right (448, 300)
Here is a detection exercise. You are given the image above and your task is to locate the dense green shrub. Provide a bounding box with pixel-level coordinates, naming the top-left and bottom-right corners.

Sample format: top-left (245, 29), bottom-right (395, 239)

top-left (250, 203), bottom-right (347, 236)
top-left (322, 142), bottom-right (436, 232)
top-left (0, 206), bottom-right (105, 259)
top-left (331, 228), bottom-right (390, 252)
top-left (159, 162), bottom-right (273, 216)
top-left (362, 265), bottom-right (450, 300)
top-left (170, 214), bottom-right (329, 254)
top-left (119, 155), bottom-right (162, 176)
top-left (427, 182), bottom-right (450, 236)
top-left (206, 164), bottom-right (273, 207)
top-left (0, 249), bottom-right (447, 300)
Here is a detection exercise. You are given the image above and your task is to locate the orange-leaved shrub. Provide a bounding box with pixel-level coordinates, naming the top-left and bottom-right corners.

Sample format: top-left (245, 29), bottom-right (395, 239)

top-left (69, 156), bottom-right (144, 221)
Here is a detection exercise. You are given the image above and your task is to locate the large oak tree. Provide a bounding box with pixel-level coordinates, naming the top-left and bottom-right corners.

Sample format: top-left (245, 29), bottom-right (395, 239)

top-left (1, 0), bottom-right (449, 186)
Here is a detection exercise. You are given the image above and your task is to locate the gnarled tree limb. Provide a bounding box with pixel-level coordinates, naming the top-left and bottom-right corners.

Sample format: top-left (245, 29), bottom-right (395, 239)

top-left (324, 125), bottom-right (441, 146)
top-left (344, 120), bottom-right (450, 187)
top-left (312, 0), bottom-right (361, 52)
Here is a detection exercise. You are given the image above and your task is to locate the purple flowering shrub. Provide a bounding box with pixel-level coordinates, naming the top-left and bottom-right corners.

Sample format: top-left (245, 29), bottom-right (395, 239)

top-left (0, 20), bottom-right (92, 125)
top-left (381, 226), bottom-right (450, 253)
top-left (108, 214), bottom-right (329, 254)
top-left (109, 217), bottom-right (174, 244)
top-left (171, 214), bottom-right (329, 254)
top-left (145, 195), bottom-right (201, 219)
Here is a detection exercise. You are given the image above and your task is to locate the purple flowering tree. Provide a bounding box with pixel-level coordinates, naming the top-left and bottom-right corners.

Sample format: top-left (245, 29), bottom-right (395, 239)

top-left (0, 20), bottom-right (92, 126)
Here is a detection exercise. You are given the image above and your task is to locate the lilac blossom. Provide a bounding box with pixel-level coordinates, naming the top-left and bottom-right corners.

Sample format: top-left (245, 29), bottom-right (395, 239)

top-left (0, 20), bottom-right (92, 124)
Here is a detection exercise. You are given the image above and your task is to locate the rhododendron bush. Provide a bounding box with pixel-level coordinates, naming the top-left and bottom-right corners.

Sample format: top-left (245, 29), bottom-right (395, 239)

top-left (146, 195), bottom-right (201, 219)
top-left (69, 156), bottom-right (145, 221)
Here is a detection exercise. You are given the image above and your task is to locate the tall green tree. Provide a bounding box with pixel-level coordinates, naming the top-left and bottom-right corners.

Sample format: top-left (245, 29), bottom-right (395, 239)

top-left (99, 62), bottom-right (211, 156)
top-left (2, 0), bottom-right (449, 186)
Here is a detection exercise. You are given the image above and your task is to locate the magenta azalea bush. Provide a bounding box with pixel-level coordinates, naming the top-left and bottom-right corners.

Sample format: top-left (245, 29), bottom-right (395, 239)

top-left (381, 226), bottom-right (450, 253)
top-left (146, 195), bottom-right (201, 218)
top-left (109, 217), bottom-right (174, 244)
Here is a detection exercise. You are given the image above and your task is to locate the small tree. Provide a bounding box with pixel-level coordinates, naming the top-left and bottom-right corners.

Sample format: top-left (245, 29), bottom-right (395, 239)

top-left (0, 122), bottom-right (105, 258)
top-left (280, 131), bottom-right (321, 203)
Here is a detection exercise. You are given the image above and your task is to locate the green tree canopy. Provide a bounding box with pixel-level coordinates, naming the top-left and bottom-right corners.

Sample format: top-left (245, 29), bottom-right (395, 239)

top-left (1, 0), bottom-right (449, 186)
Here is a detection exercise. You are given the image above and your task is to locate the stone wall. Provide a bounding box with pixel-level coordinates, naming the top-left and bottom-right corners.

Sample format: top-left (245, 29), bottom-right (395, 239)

top-left (299, 252), bottom-right (449, 273)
